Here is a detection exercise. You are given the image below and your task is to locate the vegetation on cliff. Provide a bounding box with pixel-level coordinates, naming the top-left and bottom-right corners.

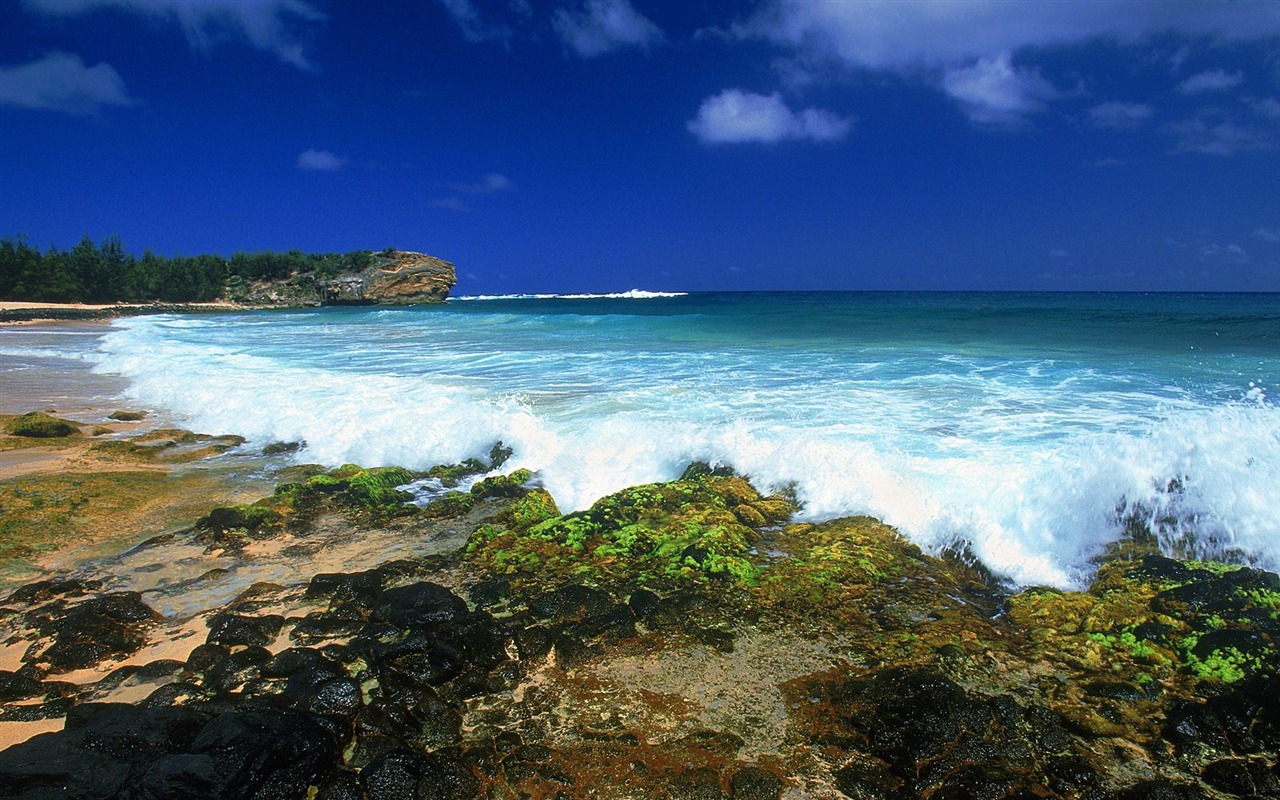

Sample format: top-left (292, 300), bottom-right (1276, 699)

top-left (0, 235), bottom-right (447, 305)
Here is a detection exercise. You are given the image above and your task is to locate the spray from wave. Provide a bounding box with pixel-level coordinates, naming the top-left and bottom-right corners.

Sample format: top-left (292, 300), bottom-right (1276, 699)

top-left (91, 306), bottom-right (1280, 590)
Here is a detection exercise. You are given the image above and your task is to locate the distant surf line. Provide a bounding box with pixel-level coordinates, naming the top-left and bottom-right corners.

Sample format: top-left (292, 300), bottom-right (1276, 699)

top-left (452, 290), bottom-right (688, 301)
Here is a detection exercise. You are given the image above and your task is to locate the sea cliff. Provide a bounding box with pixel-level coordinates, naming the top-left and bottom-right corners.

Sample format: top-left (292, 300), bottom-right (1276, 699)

top-left (224, 250), bottom-right (456, 308)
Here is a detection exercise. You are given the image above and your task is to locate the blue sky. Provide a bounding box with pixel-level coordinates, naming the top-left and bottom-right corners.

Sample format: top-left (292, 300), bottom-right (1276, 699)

top-left (2, 1), bottom-right (1280, 293)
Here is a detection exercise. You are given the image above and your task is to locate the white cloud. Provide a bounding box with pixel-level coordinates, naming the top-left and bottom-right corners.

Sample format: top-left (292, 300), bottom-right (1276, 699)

top-left (687, 89), bottom-right (851, 144)
top-left (451, 173), bottom-right (515, 193)
top-left (1255, 227), bottom-right (1280, 243)
top-left (1199, 243), bottom-right (1250, 264)
top-left (941, 54), bottom-right (1057, 125)
top-left (437, 0), bottom-right (513, 45)
top-left (738, 1), bottom-right (1280, 127)
top-left (1178, 68), bottom-right (1245, 94)
top-left (552, 0), bottom-right (663, 57)
top-left (22, 0), bottom-right (324, 70)
top-left (1088, 101), bottom-right (1154, 130)
top-left (742, 1), bottom-right (1280, 72)
top-left (1167, 117), bottom-right (1275, 155)
top-left (297, 149), bottom-right (348, 171)
top-left (0, 51), bottom-right (134, 114)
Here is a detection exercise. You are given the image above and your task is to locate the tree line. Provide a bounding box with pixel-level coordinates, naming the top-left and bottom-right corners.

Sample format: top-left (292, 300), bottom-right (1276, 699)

top-left (0, 235), bottom-right (379, 304)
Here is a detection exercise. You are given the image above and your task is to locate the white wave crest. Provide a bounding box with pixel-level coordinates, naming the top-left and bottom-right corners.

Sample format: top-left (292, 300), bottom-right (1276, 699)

top-left (90, 313), bottom-right (1280, 590)
top-left (453, 289), bottom-right (687, 301)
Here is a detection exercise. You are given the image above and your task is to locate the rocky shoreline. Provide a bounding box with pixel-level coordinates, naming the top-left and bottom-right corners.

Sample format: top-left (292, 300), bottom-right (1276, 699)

top-left (1, 412), bottom-right (1278, 798)
top-left (0, 249), bottom-right (457, 324)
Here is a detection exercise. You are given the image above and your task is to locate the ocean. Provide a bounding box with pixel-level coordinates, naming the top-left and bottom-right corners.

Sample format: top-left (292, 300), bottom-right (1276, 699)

top-left (8, 291), bottom-right (1279, 589)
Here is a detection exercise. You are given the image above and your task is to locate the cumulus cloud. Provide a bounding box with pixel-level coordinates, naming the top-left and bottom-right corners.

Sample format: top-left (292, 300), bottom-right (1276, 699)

top-left (437, 0), bottom-right (514, 45)
top-left (1088, 101), bottom-right (1154, 130)
top-left (737, 1), bottom-right (1280, 127)
top-left (0, 51), bottom-right (134, 114)
top-left (296, 149), bottom-right (349, 171)
top-left (451, 173), bottom-right (516, 193)
top-left (552, 0), bottom-right (663, 57)
top-left (941, 54), bottom-right (1057, 125)
top-left (687, 89), bottom-right (851, 144)
top-left (1178, 68), bottom-right (1245, 94)
top-left (22, 0), bottom-right (324, 70)
top-left (741, 1), bottom-right (1280, 72)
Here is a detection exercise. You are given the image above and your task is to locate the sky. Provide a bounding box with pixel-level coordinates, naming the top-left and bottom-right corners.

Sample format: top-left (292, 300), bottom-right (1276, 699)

top-left (2, 0), bottom-right (1280, 293)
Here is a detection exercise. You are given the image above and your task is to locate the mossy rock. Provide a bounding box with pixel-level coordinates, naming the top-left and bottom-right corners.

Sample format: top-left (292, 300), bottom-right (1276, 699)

top-left (133, 428), bottom-right (205, 444)
top-left (5, 412), bottom-right (79, 438)
top-left (262, 440), bottom-right (303, 456)
top-left (466, 474), bottom-right (787, 589)
top-left (428, 458), bottom-right (489, 488)
top-left (754, 516), bottom-right (936, 622)
top-left (0, 470), bottom-right (252, 568)
top-left (264, 464), bottom-right (421, 527)
top-left (198, 503), bottom-right (281, 535)
top-left (88, 440), bottom-right (160, 461)
top-left (423, 491), bottom-right (477, 519)
top-left (272, 464), bottom-right (328, 483)
top-left (342, 466), bottom-right (415, 509)
top-left (1004, 555), bottom-right (1280, 687)
top-left (471, 468), bottom-right (533, 498)
top-left (107, 410), bottom-right (147, 421)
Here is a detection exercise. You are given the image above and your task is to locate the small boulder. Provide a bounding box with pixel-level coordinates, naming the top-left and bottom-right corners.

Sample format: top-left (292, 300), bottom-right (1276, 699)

top-left (371, 583), bottom-right (468, 631)
top-left (5, 412), bottom-right (78, 438)
top-left (206, 613), bottom-right (285, 648)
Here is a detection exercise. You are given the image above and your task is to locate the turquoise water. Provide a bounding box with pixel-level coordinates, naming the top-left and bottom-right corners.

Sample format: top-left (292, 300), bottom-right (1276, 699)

top-left (25, 291), bottom-right (1280, 587)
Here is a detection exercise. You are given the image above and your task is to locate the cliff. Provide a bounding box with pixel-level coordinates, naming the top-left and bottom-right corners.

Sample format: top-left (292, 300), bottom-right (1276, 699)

top-left (224, 250), bottom-right (456, 307)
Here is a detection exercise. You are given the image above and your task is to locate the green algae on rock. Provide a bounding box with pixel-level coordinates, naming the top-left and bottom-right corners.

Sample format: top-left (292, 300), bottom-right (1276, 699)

top-left (197, 464), bottom-right (425, 550)
top-left (3, 448), bottom-right (1280, 799)
top-left (465, 473), bottom-right (794, 589)
top-left (1006, 555), bottom-right (1280, 688)
top-left (2, 412), bottom-right (80, 439)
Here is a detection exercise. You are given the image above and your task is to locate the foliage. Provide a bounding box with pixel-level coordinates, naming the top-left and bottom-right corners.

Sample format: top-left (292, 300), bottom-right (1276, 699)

top-left (0, 234), bottom-right (376, 304)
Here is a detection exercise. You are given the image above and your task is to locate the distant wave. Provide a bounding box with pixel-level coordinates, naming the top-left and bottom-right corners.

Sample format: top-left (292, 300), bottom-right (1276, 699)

top-left (453, 290), bottom-right (688, 301)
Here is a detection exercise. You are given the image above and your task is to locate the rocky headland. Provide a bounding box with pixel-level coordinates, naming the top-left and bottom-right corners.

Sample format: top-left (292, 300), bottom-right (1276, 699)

top-left (224, 250), bottom-right (456, 308)
top-left (0, 250), bottom-right (456, 323)
top-left (0, 413), bottom-right (1278, 799)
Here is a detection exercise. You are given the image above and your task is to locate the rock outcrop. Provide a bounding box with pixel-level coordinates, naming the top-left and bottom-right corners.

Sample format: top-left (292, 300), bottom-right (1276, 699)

top-left (320, 251), bottom-right (455, 306)
top-left (226, 250), bottom-right (456, 308)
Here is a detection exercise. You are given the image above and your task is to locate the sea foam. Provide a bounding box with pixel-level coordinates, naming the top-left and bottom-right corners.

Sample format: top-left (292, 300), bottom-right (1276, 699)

top-left (91, 297), bottom-right (1280, 589)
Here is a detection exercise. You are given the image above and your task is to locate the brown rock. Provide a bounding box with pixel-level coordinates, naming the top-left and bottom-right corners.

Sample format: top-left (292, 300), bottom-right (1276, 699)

top-left (322, 250), bottom-right (455, 305)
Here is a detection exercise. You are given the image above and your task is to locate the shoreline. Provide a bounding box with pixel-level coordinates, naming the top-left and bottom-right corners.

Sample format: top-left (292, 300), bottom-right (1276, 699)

top-left (0, 300), bottom-right (244, 325)
top-left (1, 330), bottom-right (1279, 796)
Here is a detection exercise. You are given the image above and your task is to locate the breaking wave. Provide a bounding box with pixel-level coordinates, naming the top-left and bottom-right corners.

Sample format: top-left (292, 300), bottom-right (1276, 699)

top-left (89, 295), bottom-right (1280, 589)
